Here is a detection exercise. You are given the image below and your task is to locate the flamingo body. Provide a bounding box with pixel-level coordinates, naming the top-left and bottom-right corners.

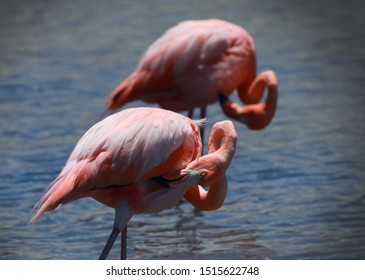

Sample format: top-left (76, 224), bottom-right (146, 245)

top-left (31, 107), bottom-right (237, 259)
top-left (107, 19), bottom-right (278, 130)
top-left (31, 107), bottom-right (202, 222)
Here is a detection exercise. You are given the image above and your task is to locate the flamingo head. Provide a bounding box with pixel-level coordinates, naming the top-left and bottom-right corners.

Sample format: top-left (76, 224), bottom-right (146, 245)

top-left (168, 167), bottom-right (223, 189)
top-left (174, 123), bottom-right (236, 187)
top-left (181, 158), bottom-right (227, 187)
top-left (219, 70), bottom-right (278, 130)
top-left (218, 93), bottom-right (277, 130)
top-left (167, 169), bottom-right (201, 189)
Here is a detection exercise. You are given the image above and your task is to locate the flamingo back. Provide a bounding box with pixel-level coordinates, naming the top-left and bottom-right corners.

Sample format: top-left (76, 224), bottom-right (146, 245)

top-left (136, 19), bottom-right (256, 109)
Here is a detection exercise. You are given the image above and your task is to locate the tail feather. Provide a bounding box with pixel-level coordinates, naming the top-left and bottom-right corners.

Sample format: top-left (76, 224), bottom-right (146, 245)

top-left (30, 168), bottom-right (79, 224)
top-left (107, 71), bottom-right (150, 111)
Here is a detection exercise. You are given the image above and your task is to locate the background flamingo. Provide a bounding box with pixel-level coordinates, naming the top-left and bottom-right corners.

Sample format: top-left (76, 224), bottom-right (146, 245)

top-left (105, 18), bottom-right (278, 139)
top-left (30, 107), bottom-right (237, 259)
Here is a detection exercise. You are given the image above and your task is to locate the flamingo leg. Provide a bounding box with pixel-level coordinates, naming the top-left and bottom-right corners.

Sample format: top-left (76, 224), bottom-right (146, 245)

top-left (99, 227), bottom-right (120, 260)
top-left (121, 226), bottom-right (127, 260)
top-left (99, 201), bottom-right (133, 260)
top-left (200, 106), bottom-right (206, 119)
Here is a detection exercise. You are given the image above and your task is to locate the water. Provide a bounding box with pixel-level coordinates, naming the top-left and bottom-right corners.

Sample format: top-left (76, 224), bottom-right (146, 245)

top-left (1, 0), bottom-right (365, 259)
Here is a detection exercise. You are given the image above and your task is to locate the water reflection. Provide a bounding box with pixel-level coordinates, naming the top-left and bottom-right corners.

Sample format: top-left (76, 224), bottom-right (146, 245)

top-left (126, 202), bottom-right (273, 260)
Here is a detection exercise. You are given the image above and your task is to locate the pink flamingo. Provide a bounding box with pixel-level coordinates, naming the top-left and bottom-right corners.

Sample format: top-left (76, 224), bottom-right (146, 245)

top-left (30, 107), bottom-right (237, 259)
top-left (105, 19), bottom-right (278, 138)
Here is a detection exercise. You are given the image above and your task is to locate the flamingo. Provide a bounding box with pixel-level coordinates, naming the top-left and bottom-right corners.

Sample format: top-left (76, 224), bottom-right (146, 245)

top-left (105, 19), bottom-right (278, 140)
top-left (30, 107), bottom-right (237, 259)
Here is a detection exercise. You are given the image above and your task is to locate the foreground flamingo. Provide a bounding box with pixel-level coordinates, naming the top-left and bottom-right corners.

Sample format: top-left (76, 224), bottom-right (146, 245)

top-left (30, 107), bottom-right (237, 259)
top-left (106, 19), bottom-right (278, 138)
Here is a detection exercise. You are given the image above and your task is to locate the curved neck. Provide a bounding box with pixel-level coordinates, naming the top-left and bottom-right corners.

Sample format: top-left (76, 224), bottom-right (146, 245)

top-left (239, 70), bottom-right (278, 130)
top-left (264, 80), bottom-right (278, 121)
top-left (181, 120), bottom-right (237, 188)
top-left (183, 120), bottom-right (237, 211)
top-left (207, 121), bottom-right (237, 167)
top-left (237, 51), bottom-right (257, 104)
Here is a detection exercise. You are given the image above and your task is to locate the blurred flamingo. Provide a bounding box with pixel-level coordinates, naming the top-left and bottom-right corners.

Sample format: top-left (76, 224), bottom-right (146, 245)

top-left (30, 107), bottom-right (237, 259)
top-left (105, 19), bottom-right (278, 140)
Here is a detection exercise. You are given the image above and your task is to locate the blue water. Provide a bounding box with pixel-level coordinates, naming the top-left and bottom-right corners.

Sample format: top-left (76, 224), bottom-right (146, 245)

top-left (1, 0), bottom-right (365, 259)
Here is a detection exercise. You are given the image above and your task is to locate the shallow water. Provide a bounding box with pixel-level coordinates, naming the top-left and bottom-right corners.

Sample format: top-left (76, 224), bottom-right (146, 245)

top-left (1, 0), bottom-right (365, 259)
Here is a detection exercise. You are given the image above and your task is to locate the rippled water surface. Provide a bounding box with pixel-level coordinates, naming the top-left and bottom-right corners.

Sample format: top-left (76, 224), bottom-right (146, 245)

top-left (1, 0), bottom-right (365, 260)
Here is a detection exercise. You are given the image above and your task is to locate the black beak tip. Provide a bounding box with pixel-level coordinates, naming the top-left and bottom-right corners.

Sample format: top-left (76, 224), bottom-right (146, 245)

top-left (218, 92), bottom-right (228, 104)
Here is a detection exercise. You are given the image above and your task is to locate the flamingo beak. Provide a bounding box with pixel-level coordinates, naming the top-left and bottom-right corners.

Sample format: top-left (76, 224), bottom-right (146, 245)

top-left (167, 169), bottom-right (201, 189)
top-left (218, 93), bottom-right (248, 124)
top-left (218, 93), bottom-right (276, 130)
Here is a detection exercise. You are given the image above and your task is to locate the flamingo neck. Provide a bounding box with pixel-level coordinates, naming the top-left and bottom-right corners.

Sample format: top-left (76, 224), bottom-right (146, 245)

top-left (237, 52), bottom-right (257, 105)
top-left (207, 121), bottom-right (237, 164)
top-left (194, 121), bottom-right (237, 185)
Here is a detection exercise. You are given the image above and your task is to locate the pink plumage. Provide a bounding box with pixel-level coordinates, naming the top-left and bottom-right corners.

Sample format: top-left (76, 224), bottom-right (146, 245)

top-left (31, 106), bottom-right (238, 259)
top-left (106, 19), bottom-right (278, 131)
top-left (31, 107), bottom-right (203, 223)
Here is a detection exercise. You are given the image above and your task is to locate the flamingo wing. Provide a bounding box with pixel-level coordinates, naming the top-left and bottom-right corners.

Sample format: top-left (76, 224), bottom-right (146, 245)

top-left (70, 107), bottom-right (202, 186)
